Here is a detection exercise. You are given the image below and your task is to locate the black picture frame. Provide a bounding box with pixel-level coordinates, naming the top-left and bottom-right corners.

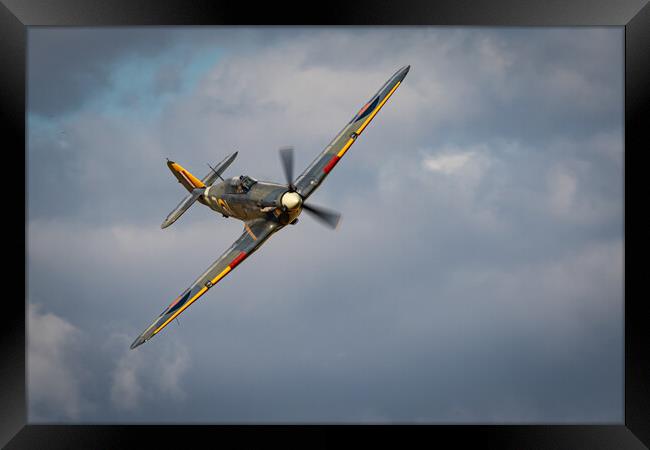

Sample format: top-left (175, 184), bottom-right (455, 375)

top-left (2, 0), bottom-right (647, 448)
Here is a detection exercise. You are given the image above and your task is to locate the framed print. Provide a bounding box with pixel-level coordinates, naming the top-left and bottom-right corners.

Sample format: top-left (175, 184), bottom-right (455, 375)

top-left (2, 0), bottom-right (648, 448)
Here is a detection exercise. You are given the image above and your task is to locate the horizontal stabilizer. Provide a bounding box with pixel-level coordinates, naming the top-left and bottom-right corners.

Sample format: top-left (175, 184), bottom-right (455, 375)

top-left (201, 151), bottom-right (238, 186)
top-left (161, 188), bottom-right (205, 229)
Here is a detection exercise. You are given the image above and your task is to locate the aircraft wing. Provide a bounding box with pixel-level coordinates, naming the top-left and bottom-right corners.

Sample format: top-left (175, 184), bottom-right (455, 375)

top-left (130, 219), bottom-right (283, 349)
top-left (294, 65), bottom-right (409, 200)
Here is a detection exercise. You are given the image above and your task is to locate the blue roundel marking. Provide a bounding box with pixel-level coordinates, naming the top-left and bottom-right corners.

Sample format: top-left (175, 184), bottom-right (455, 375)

top-left (166, 290), bottom-right (192, 315)
top-left (349, 96), bottom-right (380, 124)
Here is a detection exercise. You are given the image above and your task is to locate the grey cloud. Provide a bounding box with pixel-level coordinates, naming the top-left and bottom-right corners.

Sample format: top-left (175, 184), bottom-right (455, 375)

top-left (27, 27), bottom-right (323, 118)
top-left (28, 304), bottom-right (88, 421)
top-left (110, 333), bottom-right (190, 412)
top-left (110, 347), bottom-right (143, 411)
top-left (28, 28), bottom-right (179, 116)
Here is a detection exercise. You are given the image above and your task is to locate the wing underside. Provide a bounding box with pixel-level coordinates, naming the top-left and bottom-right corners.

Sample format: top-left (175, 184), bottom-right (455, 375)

top-left (294, 65), bottom-right (409, 200)
top-left (131, 219), bottom-right (283, 349)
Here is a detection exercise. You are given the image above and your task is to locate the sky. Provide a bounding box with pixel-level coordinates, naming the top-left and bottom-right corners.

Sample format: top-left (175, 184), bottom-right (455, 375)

top-left (27, 27), bottom-right (624, 423)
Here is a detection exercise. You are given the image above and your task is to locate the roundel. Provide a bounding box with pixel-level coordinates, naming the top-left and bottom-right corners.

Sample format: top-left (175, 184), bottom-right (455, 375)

top-left (350, 96), bottom-right (380, 124)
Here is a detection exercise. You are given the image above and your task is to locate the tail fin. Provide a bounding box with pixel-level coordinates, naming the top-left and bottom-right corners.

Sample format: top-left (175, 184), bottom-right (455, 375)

top-left (167, 152), bottom-right (238, 193)
top-left (167, 160), bottom-right (206, 193)
top-left (162, 152), bottom-right (238, 229)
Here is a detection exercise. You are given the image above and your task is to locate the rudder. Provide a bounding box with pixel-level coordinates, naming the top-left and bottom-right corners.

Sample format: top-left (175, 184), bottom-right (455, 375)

top-left (167, 160), bottom-right (206, 193)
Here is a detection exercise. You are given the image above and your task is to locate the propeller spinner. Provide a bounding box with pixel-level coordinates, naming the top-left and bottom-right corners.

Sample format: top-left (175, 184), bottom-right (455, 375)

top-left (278, 146), bottom-right (341, 229)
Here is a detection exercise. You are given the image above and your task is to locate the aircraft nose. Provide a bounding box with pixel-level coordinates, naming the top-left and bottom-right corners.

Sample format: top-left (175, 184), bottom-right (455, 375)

top-left (281, 191), bottom-right (302, 210)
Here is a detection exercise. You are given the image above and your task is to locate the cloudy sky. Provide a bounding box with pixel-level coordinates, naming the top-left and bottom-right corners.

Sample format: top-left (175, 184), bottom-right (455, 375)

top-left (27, 27), bottom-right (623, 423)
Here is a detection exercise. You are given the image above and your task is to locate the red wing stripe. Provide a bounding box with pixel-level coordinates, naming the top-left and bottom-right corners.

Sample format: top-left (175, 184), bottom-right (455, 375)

top-left (323, 155), bottom-right (340, 174)
top-left (229, 251), bottom-right (247, 269)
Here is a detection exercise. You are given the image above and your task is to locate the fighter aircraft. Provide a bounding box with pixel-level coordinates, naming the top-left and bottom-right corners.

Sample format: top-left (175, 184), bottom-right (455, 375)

top-left (130, 65), bottom-right (410, 349)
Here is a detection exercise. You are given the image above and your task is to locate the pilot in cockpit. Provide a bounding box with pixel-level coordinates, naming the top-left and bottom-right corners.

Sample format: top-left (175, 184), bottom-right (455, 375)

top-left (228, 175), bottom-right (257, 194)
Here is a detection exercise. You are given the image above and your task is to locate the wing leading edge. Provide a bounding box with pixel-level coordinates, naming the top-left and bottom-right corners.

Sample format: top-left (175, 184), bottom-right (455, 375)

top-left (130, 219), bottom-right (283, 349)
top-left (294, 65), bottom-right (409, 200)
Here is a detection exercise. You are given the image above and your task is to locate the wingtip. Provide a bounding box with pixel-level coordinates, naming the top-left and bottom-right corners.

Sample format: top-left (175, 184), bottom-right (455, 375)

top-left (130, 335), bottom-right (145, 350)
top-left (397, 65), bottom-right (410, 81)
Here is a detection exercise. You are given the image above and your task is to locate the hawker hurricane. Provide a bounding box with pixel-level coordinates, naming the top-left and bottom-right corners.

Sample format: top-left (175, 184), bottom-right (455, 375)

top-left (131, 65), bottom-right (410, 349)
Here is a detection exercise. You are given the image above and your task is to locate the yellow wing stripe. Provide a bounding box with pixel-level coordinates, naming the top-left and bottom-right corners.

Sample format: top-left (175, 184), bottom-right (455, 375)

top-left (211, 266), bottom-right (232, 285)
top-left (152, 286), bottom-right (207, 335)
top-left (152, 265), bottom-right (232, 335)
top-left (336, 139), bottom-right (355, 159)
top-left (356, 81), bottom-right (401, 135)
top-left (335, 81), bottom-right (401, 159)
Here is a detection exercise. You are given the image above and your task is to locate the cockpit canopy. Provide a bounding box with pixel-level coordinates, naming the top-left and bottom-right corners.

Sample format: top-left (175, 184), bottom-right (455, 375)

top-left (240, 175), bottom-right (257, 191)
top-left (227, 175), bottom-right (257, 193)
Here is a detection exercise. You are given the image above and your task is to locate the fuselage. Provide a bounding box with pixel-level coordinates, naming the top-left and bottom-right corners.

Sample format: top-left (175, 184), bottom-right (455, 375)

top-left (202, 176), bottom-right (302, 225)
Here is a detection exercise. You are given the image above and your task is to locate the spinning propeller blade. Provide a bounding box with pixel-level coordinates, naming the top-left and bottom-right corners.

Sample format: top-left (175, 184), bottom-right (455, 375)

top-left (279, 146), bottom-right (295, 190)
top-left (302, 203), bottom-right (341, 229)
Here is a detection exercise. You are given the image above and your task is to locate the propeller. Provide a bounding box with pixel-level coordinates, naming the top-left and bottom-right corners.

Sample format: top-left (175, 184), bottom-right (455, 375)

top-left (302, 203), bottom-right (342, 229)
top-left (278, 146), bottom-right (342, 230)
top-left (279, 146), bottom-right (296, 191)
